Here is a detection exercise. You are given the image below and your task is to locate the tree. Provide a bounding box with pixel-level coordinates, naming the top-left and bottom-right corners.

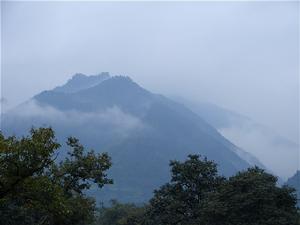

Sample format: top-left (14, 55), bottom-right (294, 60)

top-left (94, 200), bottom-right (146, 225)
top-left (145, 155), bottom-right (225, 225)
top-left (145, 156), bottom-right (300, 225)
top-left (203, 167), bottom-right (299, 225)
top-left (0, 127), bottom-right (112, 225)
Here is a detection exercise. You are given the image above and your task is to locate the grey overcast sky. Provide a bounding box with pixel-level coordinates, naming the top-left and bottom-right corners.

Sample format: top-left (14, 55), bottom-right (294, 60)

top-left (1, 1), bottom-right (299, 143)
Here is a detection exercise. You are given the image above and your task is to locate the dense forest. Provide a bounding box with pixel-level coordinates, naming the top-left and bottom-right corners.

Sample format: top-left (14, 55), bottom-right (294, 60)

top-left (0, 128), bottom-right (299, 225)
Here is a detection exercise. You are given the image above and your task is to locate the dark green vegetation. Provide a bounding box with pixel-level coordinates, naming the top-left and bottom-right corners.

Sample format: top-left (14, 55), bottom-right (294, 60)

top-left (1, 128), bottom-right (299, 225)
top-left (0, 128), bottom-right (112, 225)
top-left (144, 156), bottom-right (299, 225)
top-left (2, 74), bottom-right (264, 202)
top-left (94, 155), bottom-right (300, 225)
top-left (94, 200), bottom-right (146, 225)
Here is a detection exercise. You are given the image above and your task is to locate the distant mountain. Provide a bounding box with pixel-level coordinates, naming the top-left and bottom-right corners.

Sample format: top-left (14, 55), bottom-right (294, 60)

top-left (286, 171), bottom-right (300, 206)
top-left (174, 98), bottom-right (299, 180)
top-left (1, 74), bottom-right (263, 203)
top-left (53, 72), bottom-right (110, 93)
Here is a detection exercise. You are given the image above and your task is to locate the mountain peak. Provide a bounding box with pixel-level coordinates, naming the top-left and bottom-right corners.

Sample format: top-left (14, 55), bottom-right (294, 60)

top-left (108, 75), bottom-right (135, 85)
top-left (71, 72), bottom-right (110, 80)
top-left (110, 75), bottom-right (132, 81)
top-left (72, 73), bottom-right (86, 79)
top-left (78, 75), bottom-right (151, 100)
top-left (53, 72), bottom-right (110, 93)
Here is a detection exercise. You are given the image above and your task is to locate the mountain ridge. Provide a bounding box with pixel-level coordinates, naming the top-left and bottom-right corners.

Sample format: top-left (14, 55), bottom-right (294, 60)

top-left (173, 98), bottom-right (298, 179)
top-left (53, 72), bottom-right (110, 93)
top-left (1, 73), bottom-right (266, 203)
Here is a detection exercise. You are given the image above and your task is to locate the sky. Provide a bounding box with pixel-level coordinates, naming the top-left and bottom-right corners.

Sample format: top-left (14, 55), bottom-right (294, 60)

top-left (1, 1), bottom-right (299, 144)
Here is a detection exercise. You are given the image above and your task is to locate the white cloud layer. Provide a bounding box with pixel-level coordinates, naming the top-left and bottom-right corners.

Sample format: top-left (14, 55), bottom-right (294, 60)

top-left (6, 100), bottom-right (145, 138)
top-left (219, 122), bottom-right (299, 180)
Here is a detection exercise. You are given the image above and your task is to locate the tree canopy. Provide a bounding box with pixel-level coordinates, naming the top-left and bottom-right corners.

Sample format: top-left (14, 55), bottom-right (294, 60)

top-left (145, 155), bottom-right (299, 225)
top-left (94, 200), bottom-right (146, 225)
top-left (1, 128), bottom-right (299, 225)
top-left (0, 127), bottom-right (112, 225)
top-left (145, 155), bottom-right (225, 225)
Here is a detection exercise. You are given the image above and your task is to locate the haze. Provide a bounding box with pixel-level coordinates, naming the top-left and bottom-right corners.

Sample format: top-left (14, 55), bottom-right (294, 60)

top-left (1, 1), bottom-right (299, 146)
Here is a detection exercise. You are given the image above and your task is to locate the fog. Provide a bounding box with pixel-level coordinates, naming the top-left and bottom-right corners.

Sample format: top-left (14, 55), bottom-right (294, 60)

top-left (1, 1), bottom-right (299, 146)
top-left (5, 100), bottom-right (145, 139)
top-left (219, 122), bottom-right (299, 179)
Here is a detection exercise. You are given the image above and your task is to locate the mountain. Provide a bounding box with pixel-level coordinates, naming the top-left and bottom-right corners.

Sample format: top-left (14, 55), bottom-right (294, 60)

top-left (173, 98), bottom-right (299, 180)
top-left (1, 74), bottom-right (262, 203)
top-left (53, 72), bottom-right (110, 93)
top-left (286, 171), bottom-right (300, 206)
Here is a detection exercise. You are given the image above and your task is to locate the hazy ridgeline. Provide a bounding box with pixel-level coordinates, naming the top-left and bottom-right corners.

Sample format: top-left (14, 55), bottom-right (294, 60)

top-left (2, 2), bottom-right (298, 224)
top-left (2, 74), bottom-right (299, 203)
top-left (1, 74), bottom-right (267, 203)
top-left (1, 74), bottom-right (299, 224)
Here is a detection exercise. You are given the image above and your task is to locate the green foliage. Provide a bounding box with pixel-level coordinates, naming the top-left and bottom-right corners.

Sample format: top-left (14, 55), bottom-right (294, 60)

top-left (0, 127), bottom-right (112, 225)
top-left (146, 155), bottom-right (225, 225)
top-left (203, 167), bottom-right (299, 225)
top-left (93, 200), bottom-right (146, 225)
top-left (145, 156), bottom-right (300, 225)
top-left (1, 130), bottom-right (299, 225)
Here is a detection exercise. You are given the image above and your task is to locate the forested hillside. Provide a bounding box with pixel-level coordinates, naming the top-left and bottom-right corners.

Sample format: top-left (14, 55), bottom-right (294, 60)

top-left (0, 128), bottom-right (299, 225)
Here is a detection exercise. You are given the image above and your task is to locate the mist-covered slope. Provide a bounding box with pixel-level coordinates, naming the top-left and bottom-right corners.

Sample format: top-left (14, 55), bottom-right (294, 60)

top-left (286, 171), bottom-right (300, 206)
top-left (1, 73), bottom-right (261, 202)
top-left (175, 99), bottom-right (299, 180)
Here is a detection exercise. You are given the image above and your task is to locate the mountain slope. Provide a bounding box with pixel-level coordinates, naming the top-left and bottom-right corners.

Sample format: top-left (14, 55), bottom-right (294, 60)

top-left (286, 171), bottom-right (300, 206)
top-left (1, 74), bottom-right (260, 202)
top-left (174, 99), bottom-right (299, 180)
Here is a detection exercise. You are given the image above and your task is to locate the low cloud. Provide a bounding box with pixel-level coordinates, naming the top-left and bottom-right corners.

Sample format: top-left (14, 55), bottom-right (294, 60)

top-left (219, 121), bottom-right (299, 180)
top-left (4, 100), bottom-right (145, 139)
